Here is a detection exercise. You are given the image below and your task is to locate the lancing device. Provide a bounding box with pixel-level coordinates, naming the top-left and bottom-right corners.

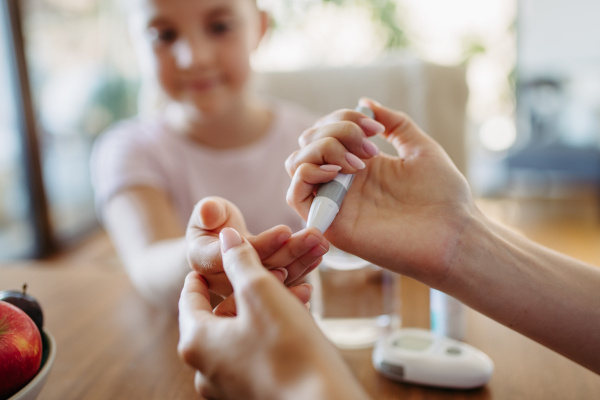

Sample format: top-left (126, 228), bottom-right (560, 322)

top-left (307, 104), bottom-right (375, 233)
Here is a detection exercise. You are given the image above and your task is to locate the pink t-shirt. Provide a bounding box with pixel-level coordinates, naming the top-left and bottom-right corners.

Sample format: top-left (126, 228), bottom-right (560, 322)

top-left (91, 99), bottom-right (317, 234)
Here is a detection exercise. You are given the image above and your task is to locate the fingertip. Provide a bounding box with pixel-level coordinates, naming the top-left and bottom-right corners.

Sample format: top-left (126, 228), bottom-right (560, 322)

top-left (290, 283), bottom-right (314, 304)
top-left (303, 226), bottom-right (324, 241)
top-left (270, 267), bottom-right (288, 283)
top-left (360, 97), bottom-right (381, 107)
top-left (183, 271), bottom-right (207, 289)
top-left (274, 225), bottom-right (293, 244)
top-left (184, 271), bottom-right (197, 282)
top-left (302, 283), bottom-right (314, 296)
top-left (199, 198), bottom-right (224, 229)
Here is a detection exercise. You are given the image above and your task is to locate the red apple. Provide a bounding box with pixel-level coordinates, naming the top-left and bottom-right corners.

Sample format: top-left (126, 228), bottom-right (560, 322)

top-left (0, 301), bottom-right (42, 399)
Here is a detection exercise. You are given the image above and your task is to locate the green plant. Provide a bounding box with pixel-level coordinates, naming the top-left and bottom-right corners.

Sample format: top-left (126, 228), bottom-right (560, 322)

top-left (275, 0), bottom-right (408, 49)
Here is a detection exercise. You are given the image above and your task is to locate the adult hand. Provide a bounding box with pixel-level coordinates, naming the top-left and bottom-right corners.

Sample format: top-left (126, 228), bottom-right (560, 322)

top-left (186, 197), bottom-right (328, 313)
top-left (285, 99), bottom-right (476, 285)
top-left (178, 228), bottom-right (369, 400)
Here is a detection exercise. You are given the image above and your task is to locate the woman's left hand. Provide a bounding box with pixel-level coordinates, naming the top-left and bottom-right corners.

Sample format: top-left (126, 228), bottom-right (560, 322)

top-left (178, 228), bottom-right (370, 400)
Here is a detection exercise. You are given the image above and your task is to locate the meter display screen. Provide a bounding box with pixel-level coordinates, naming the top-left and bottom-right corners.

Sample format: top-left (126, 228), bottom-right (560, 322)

top-left (394, 336), bottom-right (433, 351)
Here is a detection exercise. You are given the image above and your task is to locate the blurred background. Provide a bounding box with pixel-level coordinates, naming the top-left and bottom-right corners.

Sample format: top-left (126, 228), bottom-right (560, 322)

top-left (1, 0), bottom-right (599, 261)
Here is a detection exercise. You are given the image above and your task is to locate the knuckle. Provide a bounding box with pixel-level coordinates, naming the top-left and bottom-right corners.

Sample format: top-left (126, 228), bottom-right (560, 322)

top-left (320, 137), bottom-right (344, 158)
top-left (231, 244), bottom-right (258, 261)
top-left (299, 127), bottom-right (316, 147)
top-left (296, 162), bottom-right (312, 175)
top-left (299, 254), bottom-right (314, 268)
top-left (322, 136), bottom-right (339, 149)
top-left (397, 111), bottom-right (412, 128)
top-left (286, 187), bottom-right (295, 207)
top-left (337, 109), bottom-right (356, 121)
top-left (339, 120), bottom-right (361, 137)
top-left (287, 243), bottom-right (306, 260)
top-left (177, 339), bottom-right (198, 366)
top-left (198, 383), bottom-right (215, 399)
top-left (285, 151), bottom-right (300, 176)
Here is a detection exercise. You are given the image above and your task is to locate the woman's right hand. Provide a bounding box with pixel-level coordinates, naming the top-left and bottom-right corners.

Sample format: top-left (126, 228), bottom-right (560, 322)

top-left (285, 99), bottom-right (477, 286)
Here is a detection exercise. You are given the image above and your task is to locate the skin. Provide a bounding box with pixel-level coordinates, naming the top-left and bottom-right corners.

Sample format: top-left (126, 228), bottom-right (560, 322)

top-left (178, 228), bottom-right (369, 400)
top-left (286, 98), bottom-right (600, 372)
top-left (104, 0), bottom-right (327, 313)
top-left (179, 98), bottom-right (600, 398)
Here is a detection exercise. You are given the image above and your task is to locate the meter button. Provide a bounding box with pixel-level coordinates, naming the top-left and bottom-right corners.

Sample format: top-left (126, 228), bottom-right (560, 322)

top-left (381, 362), bottom-right (405, 378)
top-left (446, 346), bottom-right (462, 355)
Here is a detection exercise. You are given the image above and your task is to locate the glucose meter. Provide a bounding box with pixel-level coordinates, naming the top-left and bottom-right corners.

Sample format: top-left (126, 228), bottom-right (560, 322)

top-left (372, 328), bottom-right (494, 389)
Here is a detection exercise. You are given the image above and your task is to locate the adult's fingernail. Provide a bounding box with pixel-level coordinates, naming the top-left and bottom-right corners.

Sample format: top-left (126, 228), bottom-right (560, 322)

top-left (305, 234), bottom-right (321, 248)
top-left (359, 118), bottom-right (385, 135)
top-left (220, 228), bottom-right (243, 253)
top-left (362, 138), bottom-right (380, 157)
top-left (345, 152), bottom-right (366, 170)
top-left (320, 164), bottom-right (342, 172)
top-left (271, 268), bottom-right (288, 283)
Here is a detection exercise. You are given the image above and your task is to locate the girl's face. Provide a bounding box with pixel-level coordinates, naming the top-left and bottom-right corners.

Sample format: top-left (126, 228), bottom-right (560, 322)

top-left (130, 0), bottom-right (267, 116)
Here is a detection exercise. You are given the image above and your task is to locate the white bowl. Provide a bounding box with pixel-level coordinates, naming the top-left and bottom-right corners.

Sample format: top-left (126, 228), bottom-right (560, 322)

top-left (9, 329), bottom-right (56, 400)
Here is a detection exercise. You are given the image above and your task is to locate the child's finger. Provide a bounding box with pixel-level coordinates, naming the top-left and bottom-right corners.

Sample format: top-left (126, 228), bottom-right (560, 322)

top-left (247, 225), bottom-right (292, 260)
top-left (193, 197), bottom-right (247, 232)
top-left (283, 244), bottom-right (327, 284)
top-left (288, 284), bottom-right (313, 305)
top-left (285, 137), bottom-right (366, 179)
top-left (187, 197), bottom-right (254, 296)
top-left (261, 227), bottom-right (326, 270)
top-left (286, 163), bottom-right (340, 219)
top-left (285, 252), bottom-right (324, 285)
top-left (286, 258), bottom-right (323, 287)
top-left (213, 294), bottom-right (237, 317)
top-left (299, 121), bottom-right (380, 160)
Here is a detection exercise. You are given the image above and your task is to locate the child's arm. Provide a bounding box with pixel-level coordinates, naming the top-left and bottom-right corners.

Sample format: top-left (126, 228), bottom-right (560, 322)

top-left (103, 186), bottom-right (326, 313)
top-left (103, 186), bottom-right (193, 312)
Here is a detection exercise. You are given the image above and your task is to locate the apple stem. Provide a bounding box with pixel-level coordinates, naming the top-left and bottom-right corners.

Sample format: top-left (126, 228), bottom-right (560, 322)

top-left (22, 283), bottom-right (27, 295)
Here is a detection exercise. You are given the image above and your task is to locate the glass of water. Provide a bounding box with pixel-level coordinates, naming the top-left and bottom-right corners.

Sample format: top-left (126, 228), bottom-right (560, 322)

top-left (309, 245), bottom-right (401, 349)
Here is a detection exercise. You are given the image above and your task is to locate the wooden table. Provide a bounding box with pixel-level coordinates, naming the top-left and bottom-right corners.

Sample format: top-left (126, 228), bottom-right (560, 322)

top-left (2, 197), bottom-right (600, 399)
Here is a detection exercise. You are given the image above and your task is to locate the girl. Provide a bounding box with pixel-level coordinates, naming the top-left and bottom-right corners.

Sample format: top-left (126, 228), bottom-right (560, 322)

top-left (91, 0), bottom-right (329, 312)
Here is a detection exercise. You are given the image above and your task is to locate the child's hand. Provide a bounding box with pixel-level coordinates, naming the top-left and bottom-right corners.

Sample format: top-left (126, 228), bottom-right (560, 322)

top-left (186, 197), bottom-right (328, 299)
top-left (285, 99), bottom-right (476, 286)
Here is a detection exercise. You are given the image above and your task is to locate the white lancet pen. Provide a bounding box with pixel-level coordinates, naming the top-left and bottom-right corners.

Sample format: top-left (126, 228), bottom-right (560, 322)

top-left (306, 104), bottom-right (376, 233)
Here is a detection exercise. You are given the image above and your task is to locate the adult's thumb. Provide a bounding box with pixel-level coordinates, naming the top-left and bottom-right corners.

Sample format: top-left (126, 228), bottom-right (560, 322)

top-left (220, 228), bottom-right (269, 291)
top-left (359, 98), bottom-right (436, 154)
